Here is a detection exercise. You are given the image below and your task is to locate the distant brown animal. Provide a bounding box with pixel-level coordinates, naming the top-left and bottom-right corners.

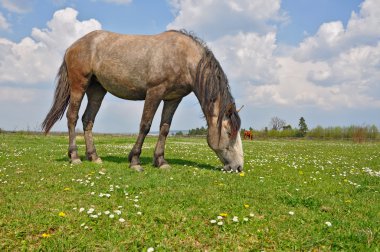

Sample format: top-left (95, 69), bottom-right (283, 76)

top-left (244, 130), bottom-right (253, 140)
top-left (42, 30), bottom-right (243, 172)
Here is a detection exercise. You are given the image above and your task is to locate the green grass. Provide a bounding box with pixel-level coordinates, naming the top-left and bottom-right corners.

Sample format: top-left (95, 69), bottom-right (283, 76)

top-left (0, 133), bottom-right (379, 251)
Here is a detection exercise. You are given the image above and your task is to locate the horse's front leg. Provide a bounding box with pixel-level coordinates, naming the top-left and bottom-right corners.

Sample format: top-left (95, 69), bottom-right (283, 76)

top-left (153, 99), bottom-right (181, 169)
top-left (128, 90), bottom-right (162, 172)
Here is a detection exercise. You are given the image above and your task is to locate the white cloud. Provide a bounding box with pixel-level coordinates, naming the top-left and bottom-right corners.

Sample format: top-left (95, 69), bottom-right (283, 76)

top-left (0, 8), bottom-right (101, 86)
top-left (295, 0), bottom-right (380, 62)
top-left (167, 0), bottom-right (286, 39)
top-left (0, 0), bottom-right (33, 13)
top-left (210, 31), bottom-right (279, 86)
top-left (223, 0), bottom-right (380, 112)
top-left (0, 11), bottom-right (10, 30)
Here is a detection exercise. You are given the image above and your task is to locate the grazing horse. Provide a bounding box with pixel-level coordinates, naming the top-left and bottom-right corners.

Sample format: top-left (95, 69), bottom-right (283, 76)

top-left (244, 130), bottom-right (253, 140)
top-left (42, 30), bottom-right (243, 172)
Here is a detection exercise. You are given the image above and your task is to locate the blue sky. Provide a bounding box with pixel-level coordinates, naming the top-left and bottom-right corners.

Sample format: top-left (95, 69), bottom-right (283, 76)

top-left (0, 0), bottom-right (379, 133)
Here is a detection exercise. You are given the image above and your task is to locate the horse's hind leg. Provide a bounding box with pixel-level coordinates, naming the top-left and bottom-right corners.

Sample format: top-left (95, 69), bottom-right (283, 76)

top-left (82, 79), bottom-right (107, 163)
top-left (67, 86), bottom-right (87, 164)
top-left (153, 99), bottom-right (181, 169)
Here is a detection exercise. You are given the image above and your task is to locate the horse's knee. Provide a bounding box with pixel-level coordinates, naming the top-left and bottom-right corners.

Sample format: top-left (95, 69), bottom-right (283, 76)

top-left (140, 122), bottom-right (151, 135)
top-left (160, 123), bottom-right (170, 137)
top-left (82, 117), bottom-right (94, 131)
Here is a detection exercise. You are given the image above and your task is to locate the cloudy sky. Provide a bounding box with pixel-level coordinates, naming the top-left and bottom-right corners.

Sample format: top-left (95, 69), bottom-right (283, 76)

top-left (0, 0), bottom-right (379, 133)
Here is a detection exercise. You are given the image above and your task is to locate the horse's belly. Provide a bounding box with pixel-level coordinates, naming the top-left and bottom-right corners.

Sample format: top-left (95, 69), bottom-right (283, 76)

top-left (97, 77), bottom-right (147, 100)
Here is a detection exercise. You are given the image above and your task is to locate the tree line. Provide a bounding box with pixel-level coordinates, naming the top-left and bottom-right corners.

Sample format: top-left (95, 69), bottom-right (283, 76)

top-left (180, 116), bottom-right (379, 142)
top-left (241, 117), bottom-right (379, 142)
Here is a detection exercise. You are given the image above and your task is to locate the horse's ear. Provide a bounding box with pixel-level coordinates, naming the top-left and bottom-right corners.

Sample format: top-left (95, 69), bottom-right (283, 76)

top-left (226, 103), bottom-right (235, 116)
top-left (237, 105), bottom-right (244, 113)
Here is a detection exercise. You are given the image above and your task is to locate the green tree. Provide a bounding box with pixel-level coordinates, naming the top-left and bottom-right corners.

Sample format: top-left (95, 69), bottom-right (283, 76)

top-left (298, 117), bottom-right (308, 137)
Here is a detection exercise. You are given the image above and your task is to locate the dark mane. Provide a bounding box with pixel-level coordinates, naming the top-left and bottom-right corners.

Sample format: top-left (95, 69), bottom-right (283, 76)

top-left (170, 29), bottom-right (241, 138)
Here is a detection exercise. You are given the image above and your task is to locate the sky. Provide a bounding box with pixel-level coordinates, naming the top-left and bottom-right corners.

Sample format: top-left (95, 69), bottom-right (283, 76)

top-left (0, 0), bottom-right (379, 133)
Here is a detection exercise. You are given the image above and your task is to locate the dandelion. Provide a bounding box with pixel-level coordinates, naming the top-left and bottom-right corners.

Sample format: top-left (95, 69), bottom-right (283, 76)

top-left (220, 213), bottom-right (228, 217)
top-left (63, 187), bottom-right (71, 191)
top-left (244, 204), bottom-right (250, 208)
top-left (325, 221), bottom-right (332, 227)
top-left (58, 212), bottom-right (66, 217)
top-left (41, 233), bottom-right (51, 238)
top-left (239, 172), bottom-right (245, 177)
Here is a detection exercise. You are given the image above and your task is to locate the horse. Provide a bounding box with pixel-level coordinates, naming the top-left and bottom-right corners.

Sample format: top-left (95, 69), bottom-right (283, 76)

top-left (244, 130), bottom-right (253, 140)
top-left (42, 30), bottom-right (243, 172)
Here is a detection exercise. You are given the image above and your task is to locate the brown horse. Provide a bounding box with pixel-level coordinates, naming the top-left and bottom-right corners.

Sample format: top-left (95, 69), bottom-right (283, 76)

top-left (244, 130), bottom-right (253, 140)
top-left (42, 30), bottom-right (243, 172)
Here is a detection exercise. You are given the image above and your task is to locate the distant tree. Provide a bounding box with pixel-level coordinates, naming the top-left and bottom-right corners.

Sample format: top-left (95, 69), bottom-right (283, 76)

top-left (188, 126), bottom-right (207, 136)
top-left (283, 125), bottom-right (292, 130)
top-left (298, 117), bottom-right (308, 137)
top-left (269, 117), bottom-right (286, 131)
top-left (175, 131), bottom-right (184, 136)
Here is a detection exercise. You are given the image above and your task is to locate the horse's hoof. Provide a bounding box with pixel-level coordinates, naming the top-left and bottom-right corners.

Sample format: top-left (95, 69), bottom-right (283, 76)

top-left (71, 158), bottom-right (82, 165)
top-left (130, 165), bottom-right (144, 172)
top-left (93, 158), bottom-right (103, 164)
top-left (159, 164), bottom-right (171, 170)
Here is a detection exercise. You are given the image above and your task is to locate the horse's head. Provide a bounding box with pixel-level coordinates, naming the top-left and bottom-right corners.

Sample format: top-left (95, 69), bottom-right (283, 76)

top-left (207, 103), bottom-right (244, 172)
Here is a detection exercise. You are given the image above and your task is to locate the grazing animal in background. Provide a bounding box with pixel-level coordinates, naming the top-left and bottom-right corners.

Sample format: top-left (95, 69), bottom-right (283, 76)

top-left (42, 30), bottom-right (243, 172)
top-left (244, 130), bottom-right (253, 140)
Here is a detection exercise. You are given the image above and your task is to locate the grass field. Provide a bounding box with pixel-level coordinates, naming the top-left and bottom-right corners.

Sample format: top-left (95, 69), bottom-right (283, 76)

top-left (0, 133), bottom-right (379, 251)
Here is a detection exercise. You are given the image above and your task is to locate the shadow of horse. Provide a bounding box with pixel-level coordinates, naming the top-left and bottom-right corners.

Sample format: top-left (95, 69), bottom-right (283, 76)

top-left (100, 156), bottom-right (218, 171)
top-left (55, 155), bottom-right (218, 171)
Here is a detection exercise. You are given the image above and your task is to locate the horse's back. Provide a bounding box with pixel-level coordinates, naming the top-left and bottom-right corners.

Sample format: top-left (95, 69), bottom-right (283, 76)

top-left (65, 30), bottom-right (202, 100)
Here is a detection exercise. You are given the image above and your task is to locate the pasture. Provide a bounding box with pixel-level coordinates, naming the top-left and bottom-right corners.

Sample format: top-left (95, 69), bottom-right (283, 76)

top-left (0, 133), bottom-right (379, 251)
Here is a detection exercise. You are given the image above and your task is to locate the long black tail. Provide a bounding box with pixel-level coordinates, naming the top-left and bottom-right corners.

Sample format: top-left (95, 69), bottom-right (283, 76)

top-left (42, 59), bottom-right (70, 134)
